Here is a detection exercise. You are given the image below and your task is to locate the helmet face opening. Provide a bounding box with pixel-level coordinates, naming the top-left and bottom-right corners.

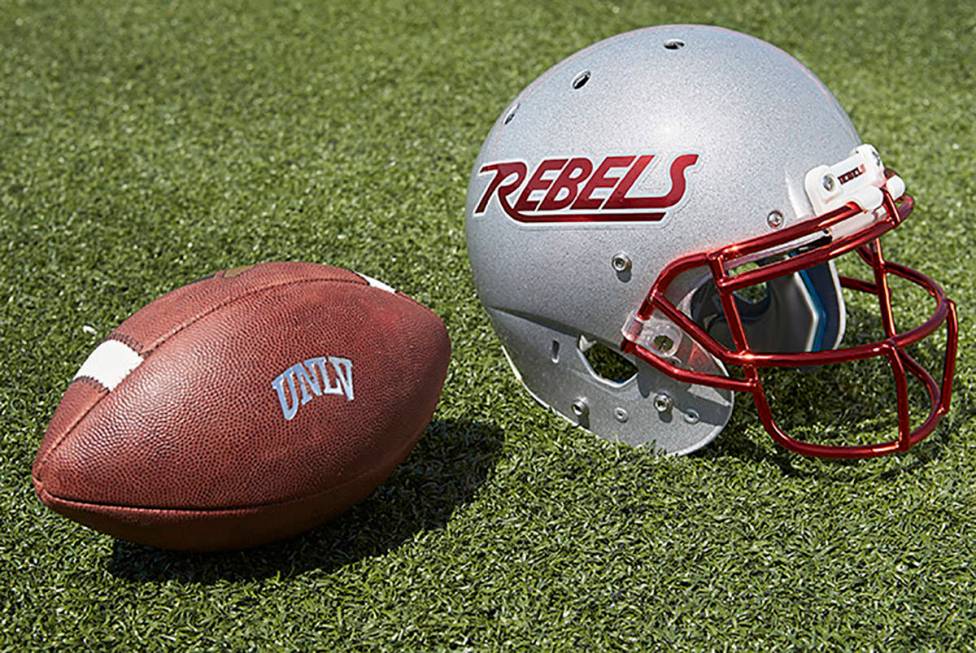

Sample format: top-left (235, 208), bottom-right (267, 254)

top-left (621, 178), bottom-right (958, 458)
top-left (689, 260), bottom-right (847, 355)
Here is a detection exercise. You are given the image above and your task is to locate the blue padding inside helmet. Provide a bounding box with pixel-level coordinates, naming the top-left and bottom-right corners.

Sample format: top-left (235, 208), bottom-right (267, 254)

top-left (796, 263), bottom-right (842, 351)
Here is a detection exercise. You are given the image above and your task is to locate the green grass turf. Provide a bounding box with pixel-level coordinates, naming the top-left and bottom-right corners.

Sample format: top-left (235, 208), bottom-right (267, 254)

top-left (2, 0), bottom-right (975, 649)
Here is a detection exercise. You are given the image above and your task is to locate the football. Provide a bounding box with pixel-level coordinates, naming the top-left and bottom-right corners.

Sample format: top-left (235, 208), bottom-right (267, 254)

top-left (32, 262), bottom-right (451, 551)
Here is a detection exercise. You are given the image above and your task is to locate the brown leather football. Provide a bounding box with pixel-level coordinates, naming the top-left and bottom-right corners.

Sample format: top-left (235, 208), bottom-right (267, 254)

top-left (32, 262), bottom-right (451, 551)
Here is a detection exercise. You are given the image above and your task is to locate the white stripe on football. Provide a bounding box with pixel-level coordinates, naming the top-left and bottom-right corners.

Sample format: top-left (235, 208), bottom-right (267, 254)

top-left (357, 273), bottom-right (396, 294)
top-left (73, 339), bottom-right (144, 391)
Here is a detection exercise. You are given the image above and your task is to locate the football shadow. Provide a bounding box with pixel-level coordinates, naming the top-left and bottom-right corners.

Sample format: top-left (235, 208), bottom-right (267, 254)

top-left (106, 418), bottom-right (504, 583)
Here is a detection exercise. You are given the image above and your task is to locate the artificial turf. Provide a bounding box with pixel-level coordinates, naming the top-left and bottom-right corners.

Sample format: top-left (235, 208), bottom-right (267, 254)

top-left (2, 0), bottom-right (975, 649)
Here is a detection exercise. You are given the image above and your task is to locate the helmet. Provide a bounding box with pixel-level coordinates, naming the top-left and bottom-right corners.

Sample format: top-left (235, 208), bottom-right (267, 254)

top-left (465, 25), bottom-right (958, 458)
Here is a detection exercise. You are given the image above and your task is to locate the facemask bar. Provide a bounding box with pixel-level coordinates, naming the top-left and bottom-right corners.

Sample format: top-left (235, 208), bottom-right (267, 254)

top-left (621, 175), bottom-right (958, 459)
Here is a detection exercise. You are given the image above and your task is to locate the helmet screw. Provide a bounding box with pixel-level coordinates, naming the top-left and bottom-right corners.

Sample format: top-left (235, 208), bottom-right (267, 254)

top-left (684, 409), bottom-right (700, 424)
top-left (614, 407), bottom-right (629, 423)
top-left (611, 252), bottom-right (632, 273)
top-left (571, 398), bottom-right (589, 418)
top-left (653, 392), bottom-right (673, 413)
top-left (766, 210), bottom-right (784, 229)
top-left (871, 149), bottom-right (882, 167)
top-left (822, 174), bottom-right (836, 192)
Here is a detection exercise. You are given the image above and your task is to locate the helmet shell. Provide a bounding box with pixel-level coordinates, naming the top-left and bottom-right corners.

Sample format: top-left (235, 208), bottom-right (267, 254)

top-left (465, 25), bottom-right (862, 452)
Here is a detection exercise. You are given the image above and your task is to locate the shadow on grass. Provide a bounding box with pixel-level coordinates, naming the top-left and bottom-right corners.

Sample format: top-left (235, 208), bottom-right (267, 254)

top-left (106, 418), bottom-right (503, 583)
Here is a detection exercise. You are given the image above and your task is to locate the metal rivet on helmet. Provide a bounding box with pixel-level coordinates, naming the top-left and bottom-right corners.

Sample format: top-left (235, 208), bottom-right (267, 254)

top-left (611, 252), bottom-right (632, 273)
top-left (571, 398), bottom-right (589, 417)
top-left (653, 393), bottom-right (673, 413)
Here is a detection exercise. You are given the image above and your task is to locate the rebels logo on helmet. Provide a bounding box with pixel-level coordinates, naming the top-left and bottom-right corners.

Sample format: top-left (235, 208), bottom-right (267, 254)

top-left (474, 154), bottom-right (699, 223)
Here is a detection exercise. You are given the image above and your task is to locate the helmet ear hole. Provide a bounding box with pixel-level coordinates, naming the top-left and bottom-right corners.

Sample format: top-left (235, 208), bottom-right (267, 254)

top-left (578, 337), bottom-right (637, 385)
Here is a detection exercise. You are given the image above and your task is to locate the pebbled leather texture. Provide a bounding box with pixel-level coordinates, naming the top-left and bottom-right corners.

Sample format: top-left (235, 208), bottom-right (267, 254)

top-left (32, 261), bottom-right (451, 551)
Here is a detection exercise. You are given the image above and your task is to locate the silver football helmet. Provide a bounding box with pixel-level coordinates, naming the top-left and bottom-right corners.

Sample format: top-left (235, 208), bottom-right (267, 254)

top-left (465, 25), bottom-right (957, 458)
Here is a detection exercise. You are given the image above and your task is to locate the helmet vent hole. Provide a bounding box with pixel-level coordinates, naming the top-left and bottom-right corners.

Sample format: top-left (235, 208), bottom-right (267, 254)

top-left (664, 38), bottom-right (685, 50)
top-left (653, 335), bottom-right (674, 353)
top-left (571, 70), bottom-right (591, 90)
top-left (579, 338), bottom-right (637, 384)
top-left (550, 340), bottom-right (560, 363)
top-left (503, 102), bottom-right (519, 125)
